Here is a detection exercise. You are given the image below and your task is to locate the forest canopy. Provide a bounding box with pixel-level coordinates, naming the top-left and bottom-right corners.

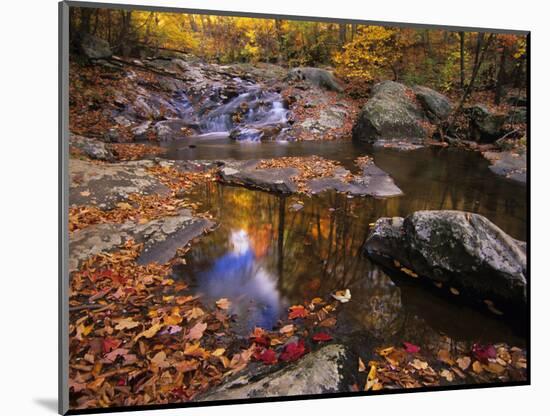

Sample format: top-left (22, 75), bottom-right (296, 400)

top-left (70, 7), bottom-right (527, 96)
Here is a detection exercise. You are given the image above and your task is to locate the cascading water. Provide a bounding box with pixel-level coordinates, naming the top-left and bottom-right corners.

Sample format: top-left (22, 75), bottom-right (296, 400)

top-left (198, 85), bottom-right (290, 142)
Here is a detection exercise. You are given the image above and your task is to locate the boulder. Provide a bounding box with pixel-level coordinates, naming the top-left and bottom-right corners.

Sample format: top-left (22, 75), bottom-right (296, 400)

top-left (364, 210), bottom-right (527, 308)
top-left (352, 81), bottom-right (428, 144)
top-left (465, 104), bottom-right (507, 142)
top-left (507, 107), bottom-right (527, 124)
top-left (199, 344), bottom-right (351, 401)
top-left (507, 94), bottom-right (527, 107)
top-left (217, 158), bottom-right (403, 197)
top-left (69, 135), bottom-right (115, 161)
top-left (287, 67), bottom-right (343, 92)
top-left (413, 85), bottom-right (453, 121)
top-left (81, 33), bottom-right (112, 60)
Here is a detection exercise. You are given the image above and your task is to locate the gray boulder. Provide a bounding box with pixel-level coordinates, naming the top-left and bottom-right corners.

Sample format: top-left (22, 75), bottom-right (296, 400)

top-left (465, 104), bottom-right (507, 142)
top-left (69, 135), bottom-right (115, 161)
top-left (81, 33), bottom-right (112, 60)
top-left (352, 81), bottom-right (428, 143)
top-left (364, 210), bottom-right (527, 307)
top-left (413, 85), bottom-right (453, 121)
top-left (287, 67), bottom-right (343, 92)
top-left (199, 344), bottom-right (350, 401)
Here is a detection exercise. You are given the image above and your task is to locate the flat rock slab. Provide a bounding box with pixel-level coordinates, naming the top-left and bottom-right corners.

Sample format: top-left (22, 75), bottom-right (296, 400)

top-left (217, 158), bottom-right (403, 197)
top-left (483, 151), bottom-right (527, 183)
top-left (69, 208), bottom-right (214, 272)
top-left (70, 159), bottom-right (170, 210)
top-left (199, 344), bottom-right (350, 401)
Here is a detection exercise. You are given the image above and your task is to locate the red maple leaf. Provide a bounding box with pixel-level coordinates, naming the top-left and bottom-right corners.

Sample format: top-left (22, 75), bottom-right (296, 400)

top-left (257, 349), bottom-right (278, 365)
top-left (280, 340), bottom-right (308, 362)
top-left (403, 342), bottom-right (420, 353)
top-left (288, 305), bottom-right (308, 320)
top-left (102, 337), bottom-right (122, 354)
top-left (250, 327), bottom-right (270, 347)
top-left (472, 344), bottom-right (497, 363)
top-left (312, 332), bottom-right (333, 342)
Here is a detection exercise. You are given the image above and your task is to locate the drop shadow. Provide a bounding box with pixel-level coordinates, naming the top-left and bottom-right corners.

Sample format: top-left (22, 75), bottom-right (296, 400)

top-left (34, 398), bottom-right (58, 413)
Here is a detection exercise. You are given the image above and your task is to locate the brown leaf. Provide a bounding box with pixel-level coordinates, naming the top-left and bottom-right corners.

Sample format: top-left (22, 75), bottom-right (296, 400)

top-left (187, 322), bottom-right (207, 341)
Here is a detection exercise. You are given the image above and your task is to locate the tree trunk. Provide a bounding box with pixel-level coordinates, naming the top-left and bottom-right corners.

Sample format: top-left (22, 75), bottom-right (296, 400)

top-left (495, 44), bottom-right (507, 105)
top-left (443, 33), bottom-right (495, 136)
top-left (118, 10), bottom-right (133, 57)
top-left (459, 31), bottom-right (465, 89)
top-left (338, 24), bottom-right (347, 47)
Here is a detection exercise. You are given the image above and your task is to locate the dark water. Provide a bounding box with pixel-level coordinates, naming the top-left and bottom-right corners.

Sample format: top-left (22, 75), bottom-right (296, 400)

top-left (167, 138), bottom-right (527, 350)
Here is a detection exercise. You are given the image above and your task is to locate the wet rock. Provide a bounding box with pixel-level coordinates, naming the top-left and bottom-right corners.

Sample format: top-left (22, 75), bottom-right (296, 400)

top-left (69, 135), bottom-right (115, 161)
top-left (131, 121), bottom-right (151, 140)
top-left (69, 159), bottom-right (170, 210)
top-left (301, 106), bottom-right (347, 134)
top-left (287, 67), bottom-right (343, 92)
top-left (217, 158), bottom-right (402, 197)
top-left (81, 33), bottom-right (112, 59)
top-left (199, 344), bottom-right (351, 401)
top-left (482, 150), bottom-right (527, 183)
top-left (155, 119), bottom-right (195, 141)
top-left (218, 160), bottom-right (299, 194)
top-left (364, 210), bottom-right (527, 308)
top-left (229, 127), bottom-right (265, 142)
top-left (69, 209), bottom-right (213, 272)
top-left (352, 81), bottom-right (428, 144)
top-left (465, 104), bottom-right (507, 142)
top-left (413, 85), bottom-right (453, 121)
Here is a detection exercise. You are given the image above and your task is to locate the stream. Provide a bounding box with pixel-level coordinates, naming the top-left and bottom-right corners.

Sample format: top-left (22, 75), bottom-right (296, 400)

top-left (145, 79), bottom-right (527, 354)
top-left (157, 137), bottom-right (528, 353)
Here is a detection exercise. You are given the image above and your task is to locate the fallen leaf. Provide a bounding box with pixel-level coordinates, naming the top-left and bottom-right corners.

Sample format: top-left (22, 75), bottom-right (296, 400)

top-left (472, 360), bottom-right (484, 373)
top-left (456, 356), bottom-right (471, 371)
top-left (288, 305), bottom-right (308, 319)
top-left (410, 359), bottom-right (429, 370)
top-left (358, 357), bottom-right (366, 372)
top-left (437, 349), bottom-right (455, 366)
top-left (279, 324), bottom-right (295, 335)
top-left (102, 338), bottom-right (122, 353)
top-left (187, 322), bottom-right (207, 341)
top-left (216, 298), bottom-right (231, 310)
top-left (319, 317), bottom-right (337, 327)
top-left (331, 289), bottom-right (351, 303)
top-left (257, 349), bottom-right (278, 365)
top-left (183, 343), bottom-right (209, 359)
top-left (134, 323), bottom-right (162, 341)
top-left (440, 369), bottom-right (454, 382)
top-left (185, 307), bottom-right (205, 321)
top-left (280, 340), bottom-right (308, 362)
top-left (472, 344), bottom-right (497, 363)
top-left (150, 351), bottom-right (170, 368)
top-left (104, 348), bottom-right (129, 363)
top-left (312, 332), bottom-right (333, 342)
top-left (113, 317), bottom-right (140, 331)
top-left (485, 362), bottom-right (506, 374)
top-left (403, 342), bottom-right (420, 354)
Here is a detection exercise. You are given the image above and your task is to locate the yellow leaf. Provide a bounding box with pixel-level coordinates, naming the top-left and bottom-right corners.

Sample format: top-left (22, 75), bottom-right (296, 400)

top-left (134, 323), bottom-right (162, 341)
top-left (114, 318), bottom-right (140, 331)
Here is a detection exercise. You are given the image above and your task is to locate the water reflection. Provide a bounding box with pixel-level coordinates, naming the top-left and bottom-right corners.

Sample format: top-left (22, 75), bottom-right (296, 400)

top-left (191, 229), bottom-right (286, 333)
top-left (176, 146), bottom-right (526, 346)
